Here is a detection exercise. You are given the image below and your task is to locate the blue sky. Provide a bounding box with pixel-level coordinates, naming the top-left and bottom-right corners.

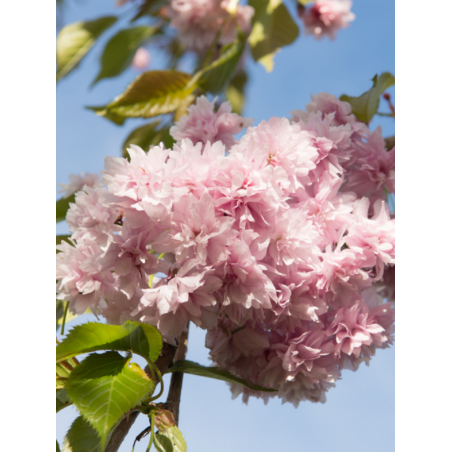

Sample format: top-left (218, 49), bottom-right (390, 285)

top-left (56, 1), bottom-right (395, 450)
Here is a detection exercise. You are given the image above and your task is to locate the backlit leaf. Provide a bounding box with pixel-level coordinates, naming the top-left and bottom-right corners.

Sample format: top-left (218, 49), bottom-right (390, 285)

top-left (56, 388), bottom-right (72, 413)
top-left (56, 16), bottom-right (117, 81)
top-left (92, 26), bottom-right (157, 85)
top-left (56, 321), bottom-right (162, 364)
top-left (65, 351), bottom-right (154, 450)
top-left (340, 72), bottom-right (395, 124)
top-left (56, 194), bottom-right (75, 223)
top-left (248, 0), bottom-right (299, 72)
top-left (226, 70), bottom-right (248, 114)
top-left (153, 425), bottom-right (187, 452)
top-left (88, 71), bottom-right (196, 124)
top-left (62, 416), bottom-right (101, 452)
top-left (197, 32), bottom-right (245, 94)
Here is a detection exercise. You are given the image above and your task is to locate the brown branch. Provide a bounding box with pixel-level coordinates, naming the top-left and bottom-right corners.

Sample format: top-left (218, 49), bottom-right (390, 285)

top-left (104, 342), bottom-right (177, 452)
top-left (165, 324), bottom-right (190, 426)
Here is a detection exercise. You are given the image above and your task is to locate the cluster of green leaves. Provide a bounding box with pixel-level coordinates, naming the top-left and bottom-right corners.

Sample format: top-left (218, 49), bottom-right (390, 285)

top-left (56, 321), bottom-right (275, 451)
top-left (56, 0), bottom-right (301, 160)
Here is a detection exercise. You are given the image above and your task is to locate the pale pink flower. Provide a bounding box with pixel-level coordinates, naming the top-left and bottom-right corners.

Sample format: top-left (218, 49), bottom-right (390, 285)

top-left (58, 172), bottom-right (100, 198)
top-left (343, 126), bottom-right (395, 203)
top-left (56, 240), bottom-right (116, 314)
top-left (302, 0), bottom-right (355, 40)
top-left (66, 186), bottom-right (121, 246)
top-left (136, 260), bottom-right (222, 337)
top-left (230, 117), bottom-right (318, 193)
top-left (346, 199), bottom-right (395, 278)
top-left (326, 300), bottom-right (387, 357)
top-left (153, 191), bottom-right (237, 265)
top-left (102, 144), bottom-right (174, 221)
top-left (170, 96), bottom-right (253, 149)
top-left (132, 47), bottom-right (151, 70)
top-left (167, 0), bottom-right (254, 52)
top-left (278, 329), bottom-right (335, 376)
top-left (293, 92), bottom-right (368, 140)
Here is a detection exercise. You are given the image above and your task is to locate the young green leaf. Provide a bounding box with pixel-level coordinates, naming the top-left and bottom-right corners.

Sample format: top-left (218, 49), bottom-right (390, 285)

top-left (226, 70), bottom-right (248, 114)
top-left (88, 71), bottom-right (196, 124)
top-left (153, 425), bottom-right (187, 452)
top-left (56, 388), bottom-right (72, 413)
top-left (166, 360), bottom-right (277, 392)
top-left (62, 416), bottom-right (101, 452)
top-left (122, 121), bottom-right (170, 159)
top-left (56, 440), bottom-right (61, 452)
top-left (92, 26), bottom-right (158, 85)
top-left (56, 321), bottom-right (162, 364)
top-left (248, 0), bottom-right (299, 72)
top-left (56, 194), bottom-right (75, 223)
top-left (132, 0), bottom-right (166, 21)
top-left (56, 16), bottom-right (117, 82)
top-left (56, 235), bottom-right (72, 247)
top-left (340, 72), bottom-right (395, 124)
top-left (66, 351), bottom-right (154, 450)
top-left (196, 32), bottom-right (246, 94)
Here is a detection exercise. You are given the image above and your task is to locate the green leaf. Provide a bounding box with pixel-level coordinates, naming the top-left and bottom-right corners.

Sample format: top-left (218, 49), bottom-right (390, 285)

top-left (56, 235), bottom-right (72, 247)
top-left (93, 26), bottom-right (157, 85)
top-left (197, 33), bottom-right (245, 94)
top-left (86, 106), bottom-right (126, 126)
top-left (62, 416), bottom-right (101, 452)
top-left (297, 0), bottom-right (313, 5)
top-left (166, 360), bottom-right (276, 392)
top-left (88, 71), bottom-right (196, 124)
top-left (56, 321), bottom-right (162, 364)
top-left (340, 72), bottom-right (395, 124)
top-left (384, 135), bottom-right (395, 150)
top-left (132, 0), bottom-right (166, 21)
top-left (122, 121), bottom-right (171, 159)
top-left (57, 300), bottom-right (65, 329)
top-left (56, 194), bottom-right (75, 223)
top-left (226, 70), bottom-right (248, 115)
top-left (66, 351), bottom-right (154, 450)
top-left (248, 0), bottom-right (299, 72)
top-left (57, 388), bottom-right (72, 413)
top-left (56, 16), bottom-right (117, 82)
top-left (153, 426), bottom-right (187, 452)
top-left (57, 440), bottom-right (61, 452)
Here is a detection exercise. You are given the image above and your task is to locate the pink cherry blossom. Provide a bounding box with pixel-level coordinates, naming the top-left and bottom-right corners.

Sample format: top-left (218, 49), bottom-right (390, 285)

top-left (167, 0), bottom-right (254, 52)
top-left (132, 47), bottom-right (151, 70)
top-left (302, 0), bottom-right (355, 40)
top-left (170, 96), bottom-right (253, 149)
top-left (58, 172), bottom-right (99, 198)
top-left (56, 92), bottom-right (395, 407)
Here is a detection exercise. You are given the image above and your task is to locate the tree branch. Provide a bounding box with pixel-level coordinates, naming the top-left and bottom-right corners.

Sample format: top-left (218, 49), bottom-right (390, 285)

top-left (166, 324), bottom-right (190, 426)
top-left (104, 342), bottom-right (178, 452)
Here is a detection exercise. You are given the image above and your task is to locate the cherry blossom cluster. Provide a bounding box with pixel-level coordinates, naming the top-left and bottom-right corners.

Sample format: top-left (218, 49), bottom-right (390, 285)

top-left (299, 0), bottom-right (355, 40)
top-left (56, 93), bottom-right (395, 405)
top-left (166, 0), bottom-right (254, 51)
